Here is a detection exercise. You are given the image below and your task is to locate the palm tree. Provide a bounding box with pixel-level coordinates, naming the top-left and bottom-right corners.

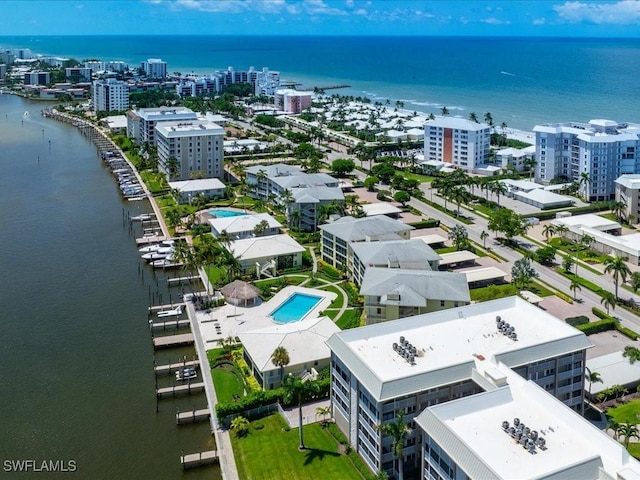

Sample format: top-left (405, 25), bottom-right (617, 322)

top-left (469, 112), bottom-right (478, 123)
top-left (282, 374), bottom-right (321, 450)
top-left (231, 415), bottom-right (250, 437)
top-left (542, 223), bottom-right (556, 243)
top-left (630, 271), bottom-right (640, 293)
top-left (584, 367), bottom-right (603, 398)
top-left (569, 279), bottom-right (582, 301)
top-left (490, 180), bottom-right (508, 206)
top-left (578, 172), bottom-right (592, 201)
top-left (581, 234), bottom-right (595, 252)
top-left (450, 185), bottom-right (470, 216)
top-left (554, 224), bottom-right (569, 243)
top-left (440, 106), bottom-right (450, 116)
top-left (607, 417), bottom-right (621, 439)
top-left (255, 168), bottom-right (268, 198)
top-left (603, 256), bottom-right (631, 300)
top-left (279, 188), bottom-right (295, 213)
top-left (480, 230), bottom-right (489, 249)
top-left (376, 409), bottom-right (411, 480)
top-left (600, 290), bottom-right (616, 315)
top-left (165, 156), bottom-right (180, 180)
top-left (617, 423), bottom-right (639, 448)
top-left (253, 219), bottom-right (270, 236)
top-left (316, 406), bottom-right (331, 426)
top-left (271, 346), bottom-right (290, 385)
top-left (484, 112), bottom-right (494, 126)
top-left (217, 229), bottom-right (232, 249)
top-left (612, 201), bottom-right (627, 223)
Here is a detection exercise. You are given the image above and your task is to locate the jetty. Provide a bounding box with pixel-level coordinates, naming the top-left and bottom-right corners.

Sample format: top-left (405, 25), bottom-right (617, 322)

top-left (176, 408), bottom-right (211, 425)
top-left (167, 275), bottom-right (200, 285)
top-left (155, 359), bottom-right (199, 375)
top-left (149, 302), bottom-right (186, 312)
top-left (156, 382), bottom-right (205, 398)
top-left (152, 333), bottom-right (194, 349)
top-left (151, 319), bottom-right (191, 330)
top-left (181, 450), bottom-right (219, 469)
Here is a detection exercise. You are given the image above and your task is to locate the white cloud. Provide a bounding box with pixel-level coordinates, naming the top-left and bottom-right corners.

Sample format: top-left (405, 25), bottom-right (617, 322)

top-left (345, 0), bottom-right (354, 7)
top-left (173, 0), bottom-right (287, 14)
top-left (554, 0), bottom-right (640, 24)
top-left (481, 17), bottom-right (510, 25)
top-left (532, 17), bottom-right (546, 25)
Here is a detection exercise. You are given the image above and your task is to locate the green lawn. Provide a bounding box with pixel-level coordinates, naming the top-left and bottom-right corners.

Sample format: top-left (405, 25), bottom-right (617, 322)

top-left (401, 171), bottom-right (435, 183)
top-left (548, 238), bottom-right (609, 264)
top-left (606, 400), bottom-right (640, 424)
top-left (628, 443), bottom-right (640, 459)
top-left (231, 414), bottom-right (364, 480)
top-left (204, 265), bottom-right (227, 286)
top-left (335, 308), bottom-right (361, 330)
top-left (212, 364), bottom-right (245, 403)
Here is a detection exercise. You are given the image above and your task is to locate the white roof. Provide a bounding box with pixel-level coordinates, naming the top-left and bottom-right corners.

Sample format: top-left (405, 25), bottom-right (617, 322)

top-left (461, 266), bottom-right (508, 283)
top-left (587, 351), bottom-right (640, 395)
top-left (229, 234), bottom-right (305, 261)
top-left (320, 215), bottom-right (413, 242)
top-left (238, 316), bottom-right (339, 373)
top-left (438, 250), bottom-right (479, 265)
top-left (291, 186), bottom-right (344, 203)
top-left (416, 364), bottom-right (640, 480)
top-left (360, 203), bottom-right (402, 216)
top-left (552, 213), bottom-right (619, 231)
top-left (351, 239), bottom-right (440, 270)
top-left (616, 174), bottom-right (640, 190)
top-left (514, 189), bottom-right (573, 206)
top-left (155, 120), bottom-right (223, 137)
top-left (501, 179), bottom-right (543, 192)
top-left (169, 178), bottom-right (225, 193)
top-left (209, 213), bottom-right (281, 235)
top-left (104, 115), bottom-right (127, 129)
top-left (413, 234), bottom-right (448, 245)
top-left (426, 116), bottom-right (491, 132)
top-left (326, 296), bottom-right (592, 402)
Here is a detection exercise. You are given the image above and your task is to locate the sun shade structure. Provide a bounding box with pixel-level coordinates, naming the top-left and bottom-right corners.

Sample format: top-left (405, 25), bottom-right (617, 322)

top-left (221, 280), bottom-right (261, 306)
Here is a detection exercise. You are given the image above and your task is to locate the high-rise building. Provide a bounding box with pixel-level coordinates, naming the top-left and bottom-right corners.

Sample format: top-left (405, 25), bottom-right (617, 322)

top-left (424, 117), bottom-right (491, 170)
top-left (141, 58), bottom-right (167, 79)
top-left (23, 72), bottom-right (50, 86)
top-left (126, 107), bottom-right (198, 145)
top-left (155, 120), bottom-right (224, 181)
top-left (534, 119), bottom-right (640, 201)
top-left (91, 78), bottom-right (129, 112)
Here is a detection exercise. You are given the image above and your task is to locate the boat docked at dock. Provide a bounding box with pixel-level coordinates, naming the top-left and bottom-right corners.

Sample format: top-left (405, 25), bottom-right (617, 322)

top-left (141, 247), bottom-right (174, 261)
top-left (131, 213), bottom-right (152, 222)
top-left (138, 240), bottom-right (174, 254)
top-left (157, 305), bottom-right (182, 318)
top-left (175, 366), bottom-right (197, 381)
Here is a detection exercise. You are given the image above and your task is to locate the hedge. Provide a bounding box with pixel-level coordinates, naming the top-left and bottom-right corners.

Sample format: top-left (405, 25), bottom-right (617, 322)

top-left (408, 219), bottom-right (441, 229)
top-left (565, 315), bottom-right (589, 327)
top-left (575, 318), bottom-right (617, 335)
top-left (592, 307), bottom-right (609, 320)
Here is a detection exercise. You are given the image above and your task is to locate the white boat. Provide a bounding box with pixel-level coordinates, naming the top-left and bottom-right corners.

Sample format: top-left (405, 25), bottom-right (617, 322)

top-left (141, 248), bottom-right (173, 261)
top-left (158, 305), bottom-right (182, 318)
top-left (131, 213), bottom-right (152, 222)
top-left (151, 258), bottom-right (182, 269)
top-left (175, 366), bottom-right (197, 381)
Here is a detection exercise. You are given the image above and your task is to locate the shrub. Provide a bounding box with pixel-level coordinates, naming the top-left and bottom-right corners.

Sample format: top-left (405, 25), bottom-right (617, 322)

top-left (592, 307), bottom-right (610, 320)
top-left (576, 319), bottom-right (617, 335)
top-left (566, 315), bottom-right (589, 327)
top-left (617, 325), bottom-right (640, 341)
top-left (376, 190), bottom-right (389, 201)
top-left (408, 219), bottom-right (440, 229)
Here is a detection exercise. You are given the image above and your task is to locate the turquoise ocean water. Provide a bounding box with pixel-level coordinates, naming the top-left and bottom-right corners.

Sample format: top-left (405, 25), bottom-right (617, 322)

top-left (1, 35), bottom-right (640, 129)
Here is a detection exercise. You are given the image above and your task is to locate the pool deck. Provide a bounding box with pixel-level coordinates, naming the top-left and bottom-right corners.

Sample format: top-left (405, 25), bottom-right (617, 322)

top-left (195, 286), bottom-right (337, 348)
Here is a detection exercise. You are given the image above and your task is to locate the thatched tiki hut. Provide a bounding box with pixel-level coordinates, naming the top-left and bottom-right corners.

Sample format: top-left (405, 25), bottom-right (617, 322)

top-left (221, 280), bottom-right (261, 307)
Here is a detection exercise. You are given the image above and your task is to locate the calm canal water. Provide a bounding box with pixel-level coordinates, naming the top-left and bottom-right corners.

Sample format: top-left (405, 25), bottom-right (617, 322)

top-left (0, 93), bottom-right (220, 479)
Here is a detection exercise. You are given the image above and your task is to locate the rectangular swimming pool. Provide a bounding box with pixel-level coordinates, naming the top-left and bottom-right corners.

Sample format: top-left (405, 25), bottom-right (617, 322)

top-left (270, 293), bottom-right (323, 323)
top-left (208, 208), bottom-right (248, 218)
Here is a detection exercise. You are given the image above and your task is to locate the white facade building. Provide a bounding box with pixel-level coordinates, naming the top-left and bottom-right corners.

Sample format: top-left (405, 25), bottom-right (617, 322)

top-left (424, 117), bottom-right (491, 170)
top-left (534, 119), bottom-right (640, 201)
top-left (155, 120), bottom-right (224, 181)
top-left (255, 67), bottom-right (281, 95)
top-left (91, 78), bottom-right (129, 112)
top-left (141, 58), bottom-right (167, 79)
top-left (126, 107), bottom-right (198, 145)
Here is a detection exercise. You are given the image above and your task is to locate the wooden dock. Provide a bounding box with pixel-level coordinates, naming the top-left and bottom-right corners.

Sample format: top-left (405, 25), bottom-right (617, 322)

top-left (153, 333), bottom-right (194, 349)
top-left (156, 382), bottom-right (205, 398)
top-left (154, 359), bottom-right (199, 376)
top-left (180, 450), bottom-right (218, 469)
top-left (176, 408), bottom-right (211, 424)
top-left (151, 319), bottom-right (190, 330)
top-left (136, 235), bottom-right (168, 245)
top-left (167, 275), bottom-right (200, 285)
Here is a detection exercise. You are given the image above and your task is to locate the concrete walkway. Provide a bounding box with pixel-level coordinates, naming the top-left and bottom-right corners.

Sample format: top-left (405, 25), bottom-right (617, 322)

top-left (309, 246), bottom-right (318, 274)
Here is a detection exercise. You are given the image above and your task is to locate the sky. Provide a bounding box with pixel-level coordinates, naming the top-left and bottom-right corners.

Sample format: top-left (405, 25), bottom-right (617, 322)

top-left (1, 0), bottom-right (640, 37)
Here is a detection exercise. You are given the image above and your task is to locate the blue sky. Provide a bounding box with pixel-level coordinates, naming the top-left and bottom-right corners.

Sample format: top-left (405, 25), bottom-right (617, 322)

top-left (2, 0), bottom-right (640, 36)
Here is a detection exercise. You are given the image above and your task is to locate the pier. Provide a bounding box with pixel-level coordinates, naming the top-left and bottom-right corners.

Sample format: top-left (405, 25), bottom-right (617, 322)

top-left (176, 408), bottom-right (211, 424)
top-left (151, 319), bottom-right (191, 330)
top-left (155, 359), bottom-right (199, 376)
top-left (181, 450), bottom-right (219, 469)
top-left (167, 275), bottom-right (200, 285)
top-left (156, 382), bottom-right (205, 398)
top-left (149, 302), bottom-right (186, 312)
top-left (152, 333), bottom-right (194, 349)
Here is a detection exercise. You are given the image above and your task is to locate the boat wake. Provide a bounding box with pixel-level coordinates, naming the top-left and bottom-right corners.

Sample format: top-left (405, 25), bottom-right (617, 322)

top-left (501, 71), bottom-right (517, 77)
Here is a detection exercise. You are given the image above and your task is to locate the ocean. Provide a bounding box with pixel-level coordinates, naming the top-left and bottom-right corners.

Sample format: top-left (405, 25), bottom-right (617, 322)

top-left (1, 35), bottom-right (640, 130)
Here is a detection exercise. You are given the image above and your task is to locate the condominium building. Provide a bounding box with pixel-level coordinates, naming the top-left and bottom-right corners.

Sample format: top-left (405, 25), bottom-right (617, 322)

top-left (288, 186), bottom-right (345, 232)
top-left (534, 119), bottom-right (640, 201)
top-left (616, 174), bottom-right (640, 224)
top-left (141, 58), bottom-right (167, 79)
top-left (91, 78), bottom-right (129, 112)
top-left (255, 67), bottom-right (281, 95)
top-left (84, 60), bottom-right (129, 74)
top-left (494, 145), bottom-right (536, 172)
top-left (23, 72), bottom-right (50, 86)
top-left (360, 268), bottom-right (469, 323)
top-left (65, 67), bottom-right (92, 82)
top-left (326, 296), bottom-right (591, 479)
top-left (155, 120), bottom-right (224, 181)
top-left (319, 216), bottom-right (413, 269)
top-left (175, 66), bottom-right (279, 98)
top-left (245, 163), bottom-right (339, 202)
top-left (424, 117), bottom-right (491, 170)
top-left (274, 89), bottom-right (313, 113)
top-left (126, 107), bottom-right (198, 145)
top-left (417, 363), bottom-right (640, 480)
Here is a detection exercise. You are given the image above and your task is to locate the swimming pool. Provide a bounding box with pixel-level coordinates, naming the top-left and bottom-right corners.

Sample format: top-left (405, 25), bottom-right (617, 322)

top-left (208, 208), bottom-right (248, 218)
top-left (270, 293), bottom-right (323, 323)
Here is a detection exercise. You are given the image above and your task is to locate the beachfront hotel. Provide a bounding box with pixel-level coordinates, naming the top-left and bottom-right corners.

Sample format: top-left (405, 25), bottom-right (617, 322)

top-left (326, 296), bottom-right (591, 479)
top-left (155, 120), bottom-right (224, 181)
top-left (91, 78), bottom-right (129, 112)
top-left (534, 119), bottom-right (640, 201)
top-left (175, 66), bottom-right (280, 98)
top-left (141, 58), bottom-right (167, 79)
top-left (423, 117), bottom-right (491, 170)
